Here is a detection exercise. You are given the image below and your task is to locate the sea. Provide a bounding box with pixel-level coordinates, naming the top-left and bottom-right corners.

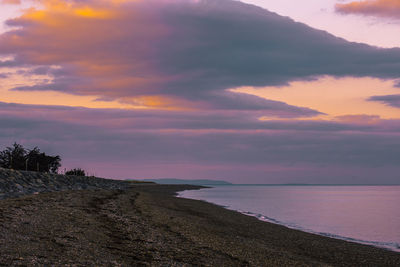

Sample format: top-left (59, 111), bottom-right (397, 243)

top-left (178, 185), bottom-right (400, 252)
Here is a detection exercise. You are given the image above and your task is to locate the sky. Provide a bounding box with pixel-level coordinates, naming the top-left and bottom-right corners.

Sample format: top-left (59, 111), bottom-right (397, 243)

top-left (0, 0), bottom-right (399, 184)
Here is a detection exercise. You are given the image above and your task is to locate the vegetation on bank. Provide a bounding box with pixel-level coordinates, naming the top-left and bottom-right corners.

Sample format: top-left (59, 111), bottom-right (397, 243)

top-left (65, 168), bottom-right (86, 176)
top-left (0, 143), bottom-right (61, 173)
top-left (0, 143), bottom-right (86, 176)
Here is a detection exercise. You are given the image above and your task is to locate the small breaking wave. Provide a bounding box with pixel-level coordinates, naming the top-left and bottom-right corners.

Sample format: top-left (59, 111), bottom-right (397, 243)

top-left (177, 190), bottom-right (400, 253)
top-left (237, 210), bottom-right (400, 253)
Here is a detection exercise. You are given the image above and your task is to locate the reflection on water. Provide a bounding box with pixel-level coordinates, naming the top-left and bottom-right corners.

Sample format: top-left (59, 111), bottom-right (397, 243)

top-left (179, 185), bottom-right (400, 252)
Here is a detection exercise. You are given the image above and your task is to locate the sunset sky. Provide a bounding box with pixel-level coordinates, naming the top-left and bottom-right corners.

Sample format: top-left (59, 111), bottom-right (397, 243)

top-left (0, 0), bottom-right (399, 183)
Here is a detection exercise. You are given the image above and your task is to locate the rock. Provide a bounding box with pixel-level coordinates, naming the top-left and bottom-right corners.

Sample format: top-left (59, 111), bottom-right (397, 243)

top-left (15, 184), bottom-right (23, 191)
top-left (0, 167), bottom-right (130, 200)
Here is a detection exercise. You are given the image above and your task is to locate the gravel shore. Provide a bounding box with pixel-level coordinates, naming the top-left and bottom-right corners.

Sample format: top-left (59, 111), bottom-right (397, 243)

top-left (0, 184), bottom-right (399, 266)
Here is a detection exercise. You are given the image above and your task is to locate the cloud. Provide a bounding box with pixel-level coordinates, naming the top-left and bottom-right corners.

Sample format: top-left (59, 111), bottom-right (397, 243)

top-left (0, 60), bottom-right (19, 67)
top-left (368, 94), bottom-right (400, 108)
top-left (1, 0), bottom-right (400, 183)
top-left (2, 0), bottom-right (400, 114)
top-left (0, 101), bottom-right (382, 132)
top-left (1, 0), bottom-right (21, 4)
top-left (335, 114), bottom-right (381, 124)
top-left (0, 101), bottom-right (399, 182)
top-left (335, 0), bottom-right (400, 19)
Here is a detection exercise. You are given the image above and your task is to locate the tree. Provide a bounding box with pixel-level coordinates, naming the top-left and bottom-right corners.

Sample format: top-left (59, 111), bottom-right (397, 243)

top-left (0, 143), bottom-right (62, 173)
top-left (26, 147), bottom-right (61, 173)
top-left (0, 143), bottom-right (26, 170)
top-left (65, 168), bottom-right (86, 176)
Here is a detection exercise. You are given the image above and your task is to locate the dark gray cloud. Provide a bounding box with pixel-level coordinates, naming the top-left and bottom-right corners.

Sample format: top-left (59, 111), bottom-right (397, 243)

top-left (0, 60), bottom-right (19, 67)
top-left (368, 94), bottom-right (400, 108)
top-left (158, 0), bottom-right (400, 93)
top-left (176, 91), bottom-right (323, 117)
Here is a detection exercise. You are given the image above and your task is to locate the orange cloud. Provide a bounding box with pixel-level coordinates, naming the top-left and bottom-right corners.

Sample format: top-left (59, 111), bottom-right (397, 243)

top-left (1, 0), bottom-right (170, 104)
top-left (336, 0), bottom-right (400, 18)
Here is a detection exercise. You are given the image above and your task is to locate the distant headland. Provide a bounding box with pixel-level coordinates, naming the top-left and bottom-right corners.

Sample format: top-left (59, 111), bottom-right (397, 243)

top-left (141, 178), bottom-right (232, 186)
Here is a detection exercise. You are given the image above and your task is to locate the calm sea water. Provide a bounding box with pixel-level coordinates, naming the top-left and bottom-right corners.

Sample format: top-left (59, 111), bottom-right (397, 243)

top-left (178, 185), bottom-right (400, 252)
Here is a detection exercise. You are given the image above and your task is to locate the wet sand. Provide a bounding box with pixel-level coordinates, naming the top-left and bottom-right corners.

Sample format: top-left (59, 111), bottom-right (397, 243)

top-left (0, 184), bottom-right (399, 266)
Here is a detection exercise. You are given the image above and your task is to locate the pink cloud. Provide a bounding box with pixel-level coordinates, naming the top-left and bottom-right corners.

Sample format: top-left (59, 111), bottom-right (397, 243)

top-left (336, 0), bottom-right (400, 19)
top-left (1, 0), bottom-right (21, 4)
top-left (1, 101), bottom-right (400, 183)
top-left (335, 114), bottom-right (381, 124)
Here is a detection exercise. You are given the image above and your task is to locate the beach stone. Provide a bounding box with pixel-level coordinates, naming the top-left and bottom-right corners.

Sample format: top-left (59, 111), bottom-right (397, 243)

top-left (15, 184), bottom-right (23, 191)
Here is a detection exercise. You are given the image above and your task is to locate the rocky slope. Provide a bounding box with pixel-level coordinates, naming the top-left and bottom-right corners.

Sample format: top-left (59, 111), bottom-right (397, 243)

top-left (0, 168), bottom-right (132, 200)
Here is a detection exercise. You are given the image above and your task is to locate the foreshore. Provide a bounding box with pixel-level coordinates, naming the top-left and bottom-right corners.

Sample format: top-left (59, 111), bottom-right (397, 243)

top-left (0, 183), bottom-right (399, 266)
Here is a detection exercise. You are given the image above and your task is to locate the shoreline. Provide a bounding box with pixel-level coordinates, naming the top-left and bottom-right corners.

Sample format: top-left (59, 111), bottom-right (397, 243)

top-left (177, 187), bottom-right (400, 253)
top-left (1, 184), bottom-right (399, 266)
top-left (139, 184), bottom-right (400, 265)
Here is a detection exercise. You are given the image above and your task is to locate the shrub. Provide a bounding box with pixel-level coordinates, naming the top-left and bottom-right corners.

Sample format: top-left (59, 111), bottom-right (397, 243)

top-left (65, 168), bottom-right (86, 176)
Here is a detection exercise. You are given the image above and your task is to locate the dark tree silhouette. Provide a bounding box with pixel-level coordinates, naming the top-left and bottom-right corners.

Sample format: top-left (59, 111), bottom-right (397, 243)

top-left (65, 168), bottom-right (86, 176)
top-left (0, 143), bottom-right (61, 173)
top-left (0, 143), bottom-right (26, 170)
top-left (26, 147), bottom-right (61, 173)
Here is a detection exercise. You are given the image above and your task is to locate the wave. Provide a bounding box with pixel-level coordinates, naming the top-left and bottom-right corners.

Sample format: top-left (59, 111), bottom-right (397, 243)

top-left (236, 210), bottom-right (400, 253)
